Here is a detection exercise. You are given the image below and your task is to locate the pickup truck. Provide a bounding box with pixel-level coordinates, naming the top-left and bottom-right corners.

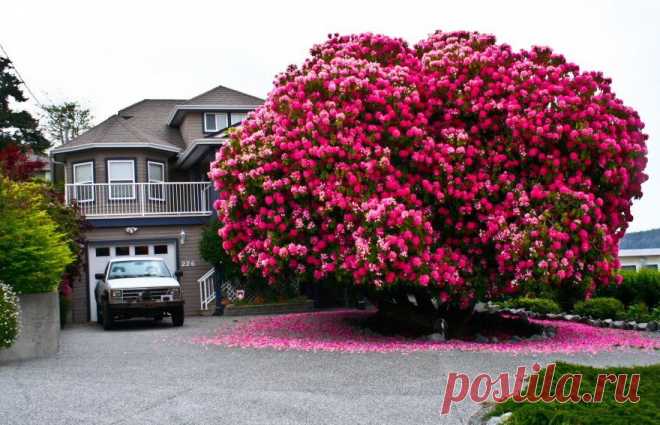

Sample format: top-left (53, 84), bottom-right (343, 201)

top-left (95, 257), bottom-right (184, 330)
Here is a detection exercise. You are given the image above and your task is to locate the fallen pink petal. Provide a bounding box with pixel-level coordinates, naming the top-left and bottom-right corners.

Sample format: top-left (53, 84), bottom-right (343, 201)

top-left (195, 310), bottom-right (660, 354)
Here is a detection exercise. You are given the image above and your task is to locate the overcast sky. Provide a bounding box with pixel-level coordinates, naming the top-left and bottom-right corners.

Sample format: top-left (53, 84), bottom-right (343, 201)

top-left (2, 0), bottom-right (658, 232)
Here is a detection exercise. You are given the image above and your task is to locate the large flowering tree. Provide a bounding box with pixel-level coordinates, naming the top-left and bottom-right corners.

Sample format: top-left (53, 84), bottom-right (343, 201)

top-left (209, 31), bottom-right (647, 319)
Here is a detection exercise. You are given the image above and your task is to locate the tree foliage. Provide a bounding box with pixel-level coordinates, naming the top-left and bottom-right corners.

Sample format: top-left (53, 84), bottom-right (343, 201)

top-left (0, 57), bottom-right (50, 153)
top-left (42, 101), bottom-right (92, 145)
top-left (0, 143), bottom-right (46, 181)
top-left (209, 31), bottom-right (647, 311)
top-left (200, 218), bottom-right (241, 281)
top-left (0, 176), bottom-right (74, 293)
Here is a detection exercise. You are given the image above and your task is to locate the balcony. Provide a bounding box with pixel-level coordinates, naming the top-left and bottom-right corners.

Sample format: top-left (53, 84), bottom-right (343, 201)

top-left (65, 182), bottom-right (213, 218)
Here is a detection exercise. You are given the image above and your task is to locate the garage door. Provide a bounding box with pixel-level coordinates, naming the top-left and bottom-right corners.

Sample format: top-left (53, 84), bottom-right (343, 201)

top-left (88, 241), bottom-right (177, 321)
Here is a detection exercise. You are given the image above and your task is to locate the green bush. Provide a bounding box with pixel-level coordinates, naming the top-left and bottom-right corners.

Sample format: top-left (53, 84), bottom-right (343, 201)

top-left (597, 269), bottom-right (660, 308)
top-left (490, 362), bottom-right (660, 424)
top-left (0, 177), bottom-right (74, 293)
top-left (199, 218), bottom-right (241, 281)
top-left (511, 297), bottom-right (561, 314)
top-left (573, 297), bottom-right (624, 319)
top-left (0, 281), bottom-right (20, 349)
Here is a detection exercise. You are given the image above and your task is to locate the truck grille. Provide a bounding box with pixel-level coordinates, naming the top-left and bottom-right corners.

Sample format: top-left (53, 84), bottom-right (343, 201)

top-left (121, 288), bottom-right (171, 303)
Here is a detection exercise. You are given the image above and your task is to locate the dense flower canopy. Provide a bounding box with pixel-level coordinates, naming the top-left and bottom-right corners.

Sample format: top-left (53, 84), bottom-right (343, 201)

top-left (209, 31), bottom-right (647, 308)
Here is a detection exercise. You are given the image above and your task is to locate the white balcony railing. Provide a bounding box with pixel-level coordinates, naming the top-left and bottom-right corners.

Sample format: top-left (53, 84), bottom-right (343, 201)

top-left (198, 267), bottom-right (216, 311)
top-left (65, 182), bottom-right (213, 218)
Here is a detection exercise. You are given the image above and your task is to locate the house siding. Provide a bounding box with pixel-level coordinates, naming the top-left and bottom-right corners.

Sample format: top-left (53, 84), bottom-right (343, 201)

top-left (179, 113), bottom-right (204, 147)
top-left (619, 255), bottom-right (660, 271)
top-left (63, 148), bottom-right (174, 184)
top-left (72, 223), bottom-right (211, 322)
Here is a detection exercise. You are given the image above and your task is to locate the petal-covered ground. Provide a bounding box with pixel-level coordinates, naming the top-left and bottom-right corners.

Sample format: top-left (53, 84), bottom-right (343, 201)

top-left (195, 310), bottom-right (660, 354)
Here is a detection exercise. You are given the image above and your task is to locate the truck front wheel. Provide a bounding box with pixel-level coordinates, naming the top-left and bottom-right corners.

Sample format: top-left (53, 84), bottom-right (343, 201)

top-left (171, 307), bottom-right (184, 327)
top-left (102, 301), bottom-right (114, 330)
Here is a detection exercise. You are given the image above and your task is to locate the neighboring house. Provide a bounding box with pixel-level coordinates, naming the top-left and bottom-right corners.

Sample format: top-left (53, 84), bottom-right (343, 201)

top-left (619, 228), bottom-right (660, 271)
top-left (30, 153), bottom-right (51, 181)
top-left (51, 85), bottom-right (263, 323)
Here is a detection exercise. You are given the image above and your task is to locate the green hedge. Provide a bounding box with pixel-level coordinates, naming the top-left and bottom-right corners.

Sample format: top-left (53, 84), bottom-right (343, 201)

top-left (574, 297), bottom-right (625, 320)
top-left (596, 269), bottom-right (660, 308)
top-left (0, 177), bottom-right (74, 293)
top-left (511, 297), bottom-right (561, 314)
top-left (0, 282), bottom-right (20, 349)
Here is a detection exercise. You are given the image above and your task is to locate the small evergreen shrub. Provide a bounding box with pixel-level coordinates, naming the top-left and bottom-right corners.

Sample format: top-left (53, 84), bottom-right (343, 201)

top-left (511, 297), bottom-right (561, 314)
top-left (574, 297), bottom-right (624, 320)
top-left (0, 281), bottom-right (20, 349)
top-left (597, 269), bottom-right (660, 308)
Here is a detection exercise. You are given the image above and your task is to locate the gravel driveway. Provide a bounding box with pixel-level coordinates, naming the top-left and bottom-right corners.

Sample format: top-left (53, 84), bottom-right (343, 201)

top-left (1, 316), bottom-right (658, 425)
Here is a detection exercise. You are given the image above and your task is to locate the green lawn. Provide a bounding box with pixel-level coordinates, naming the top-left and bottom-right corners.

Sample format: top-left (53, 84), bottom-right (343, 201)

top-left (490, 362), bottom-right (660, 425)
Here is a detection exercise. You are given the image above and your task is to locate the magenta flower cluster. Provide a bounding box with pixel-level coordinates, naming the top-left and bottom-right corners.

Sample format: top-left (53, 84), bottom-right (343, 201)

top-left (209, 31), bottom-right (647, 305)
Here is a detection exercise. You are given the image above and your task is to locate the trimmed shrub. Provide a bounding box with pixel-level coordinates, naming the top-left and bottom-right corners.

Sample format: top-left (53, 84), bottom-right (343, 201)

top-left (574, 297), bottom-right (624, 320)
top-left (511, 297), bottom-right (561, 314)
top-left (0, 177), bottom-right (74, 293)
top-left (0, 281), bottom-right (20, 349)
top-left (597, 269), bottom-right (660, 308)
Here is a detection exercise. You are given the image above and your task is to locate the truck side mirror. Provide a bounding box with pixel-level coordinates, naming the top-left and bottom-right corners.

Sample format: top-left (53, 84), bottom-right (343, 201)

top-left (95, 273), bottom-right (105, 280)
top-left (175, 270), bottom-right (183, 279)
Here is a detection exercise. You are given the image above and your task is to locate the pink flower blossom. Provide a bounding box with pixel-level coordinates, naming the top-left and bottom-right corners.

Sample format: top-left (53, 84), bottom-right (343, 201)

top-left (195, 310), bottom-right (660, 354)
top-left (208, 31), bottom-right (647, 300)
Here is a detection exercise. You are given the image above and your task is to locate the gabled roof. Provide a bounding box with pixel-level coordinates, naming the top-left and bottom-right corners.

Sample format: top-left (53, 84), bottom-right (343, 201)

top-left (167, 85), bottom-right (263, 126)
top-left (183, 84), bottom-right (263, 106)
top-left (620, 228), bottom-right (660, 250)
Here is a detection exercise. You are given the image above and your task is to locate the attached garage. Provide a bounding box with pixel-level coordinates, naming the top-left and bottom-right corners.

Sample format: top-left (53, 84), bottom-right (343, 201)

top-left (87, 240), bottom-right (178, 321)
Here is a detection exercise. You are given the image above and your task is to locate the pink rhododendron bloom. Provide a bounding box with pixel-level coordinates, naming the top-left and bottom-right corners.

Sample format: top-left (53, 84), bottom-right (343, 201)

top-left (209, 31), bottom-right (647, 307)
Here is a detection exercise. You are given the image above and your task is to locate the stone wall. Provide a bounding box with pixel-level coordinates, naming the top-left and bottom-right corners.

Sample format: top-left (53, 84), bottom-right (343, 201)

top-left (0, 292), bottom-right (60, 363)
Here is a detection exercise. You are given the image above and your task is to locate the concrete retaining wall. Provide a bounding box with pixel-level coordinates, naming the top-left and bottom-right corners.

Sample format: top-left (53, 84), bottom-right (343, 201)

top-left (0, 292), bottom-right (60, 363)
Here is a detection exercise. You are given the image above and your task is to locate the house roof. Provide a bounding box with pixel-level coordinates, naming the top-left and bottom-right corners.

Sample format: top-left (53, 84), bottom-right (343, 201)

top-left (167, 85), bottom-right (264, 126)
top-left (183, 84), bottom-right (263, 106)
top-left (52, 85), bottom-right (263, 156)
top-left (51, 99), bottom-right (186, 155)
top-left (620, 228), bottom-right (660, 250)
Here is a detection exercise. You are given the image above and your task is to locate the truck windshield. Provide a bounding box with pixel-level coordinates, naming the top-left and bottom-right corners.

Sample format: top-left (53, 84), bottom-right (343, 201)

top-left (108, 260), bottom-right (172, 279)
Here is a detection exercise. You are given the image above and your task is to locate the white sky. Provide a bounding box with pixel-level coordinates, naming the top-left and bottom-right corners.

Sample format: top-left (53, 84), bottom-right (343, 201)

top-left (2, 0), bottom-right (658, 232)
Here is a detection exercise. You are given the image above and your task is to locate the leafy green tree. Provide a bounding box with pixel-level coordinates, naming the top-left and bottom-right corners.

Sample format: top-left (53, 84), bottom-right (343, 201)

top-left (0, 176), bottom-right (74, 293)
top-left (42, 102), bottom-right (92, 145)
top-left (0, 57), bottom-right (50, 153)
top-left (200, 219), bottom-right (240, 281)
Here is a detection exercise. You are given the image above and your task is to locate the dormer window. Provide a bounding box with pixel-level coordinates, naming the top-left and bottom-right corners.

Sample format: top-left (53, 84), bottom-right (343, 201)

top-left (230, 112), bottom-right (248, 126)
top-left (203, 112), bottom-right (228, 133)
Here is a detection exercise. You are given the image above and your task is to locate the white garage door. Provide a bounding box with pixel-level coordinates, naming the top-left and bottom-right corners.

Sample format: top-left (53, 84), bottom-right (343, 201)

top-left (88, 241), bottom-right (177, 321)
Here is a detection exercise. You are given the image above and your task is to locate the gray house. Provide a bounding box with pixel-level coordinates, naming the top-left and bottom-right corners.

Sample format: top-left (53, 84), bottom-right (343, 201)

top-left (51, 85), bottom-right (263, 323)
top-left (619, 228), bottom-right (660, 271)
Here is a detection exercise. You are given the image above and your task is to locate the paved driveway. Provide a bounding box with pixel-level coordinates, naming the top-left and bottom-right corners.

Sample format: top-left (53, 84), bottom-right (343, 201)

top-left (1, 316), bottom-right (658, 425)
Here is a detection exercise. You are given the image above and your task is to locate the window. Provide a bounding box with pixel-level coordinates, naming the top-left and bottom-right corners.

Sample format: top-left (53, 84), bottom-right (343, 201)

top-left (108, 160), bottom-right (135, 200)
top-left (95, 247), bottom-right (110, 257)
top-left (108, 260), bottom-right (171, 279)
top-left (203, 112), bottom-right (228, 132)
top-left (147, 161), bottom-right (165, 201)
top-left (621, 265), bottom-right (637, 271)
top-left (135, 246), bottom-right (149, 255)
top-left (115, 246), bottom-right (129, 256)
top-left (230, 112), bottom-right (248, 126)
top-left (154, 245), bottom-right (168, 255)
top-left (643, 264), bottom-right (658, 270)
top-left (73, 161), bottom-right (94, 202)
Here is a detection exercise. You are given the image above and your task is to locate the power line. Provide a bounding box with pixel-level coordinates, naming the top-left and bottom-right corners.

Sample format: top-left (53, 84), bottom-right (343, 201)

top-left (0, 41), bottom-right (45, 108)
